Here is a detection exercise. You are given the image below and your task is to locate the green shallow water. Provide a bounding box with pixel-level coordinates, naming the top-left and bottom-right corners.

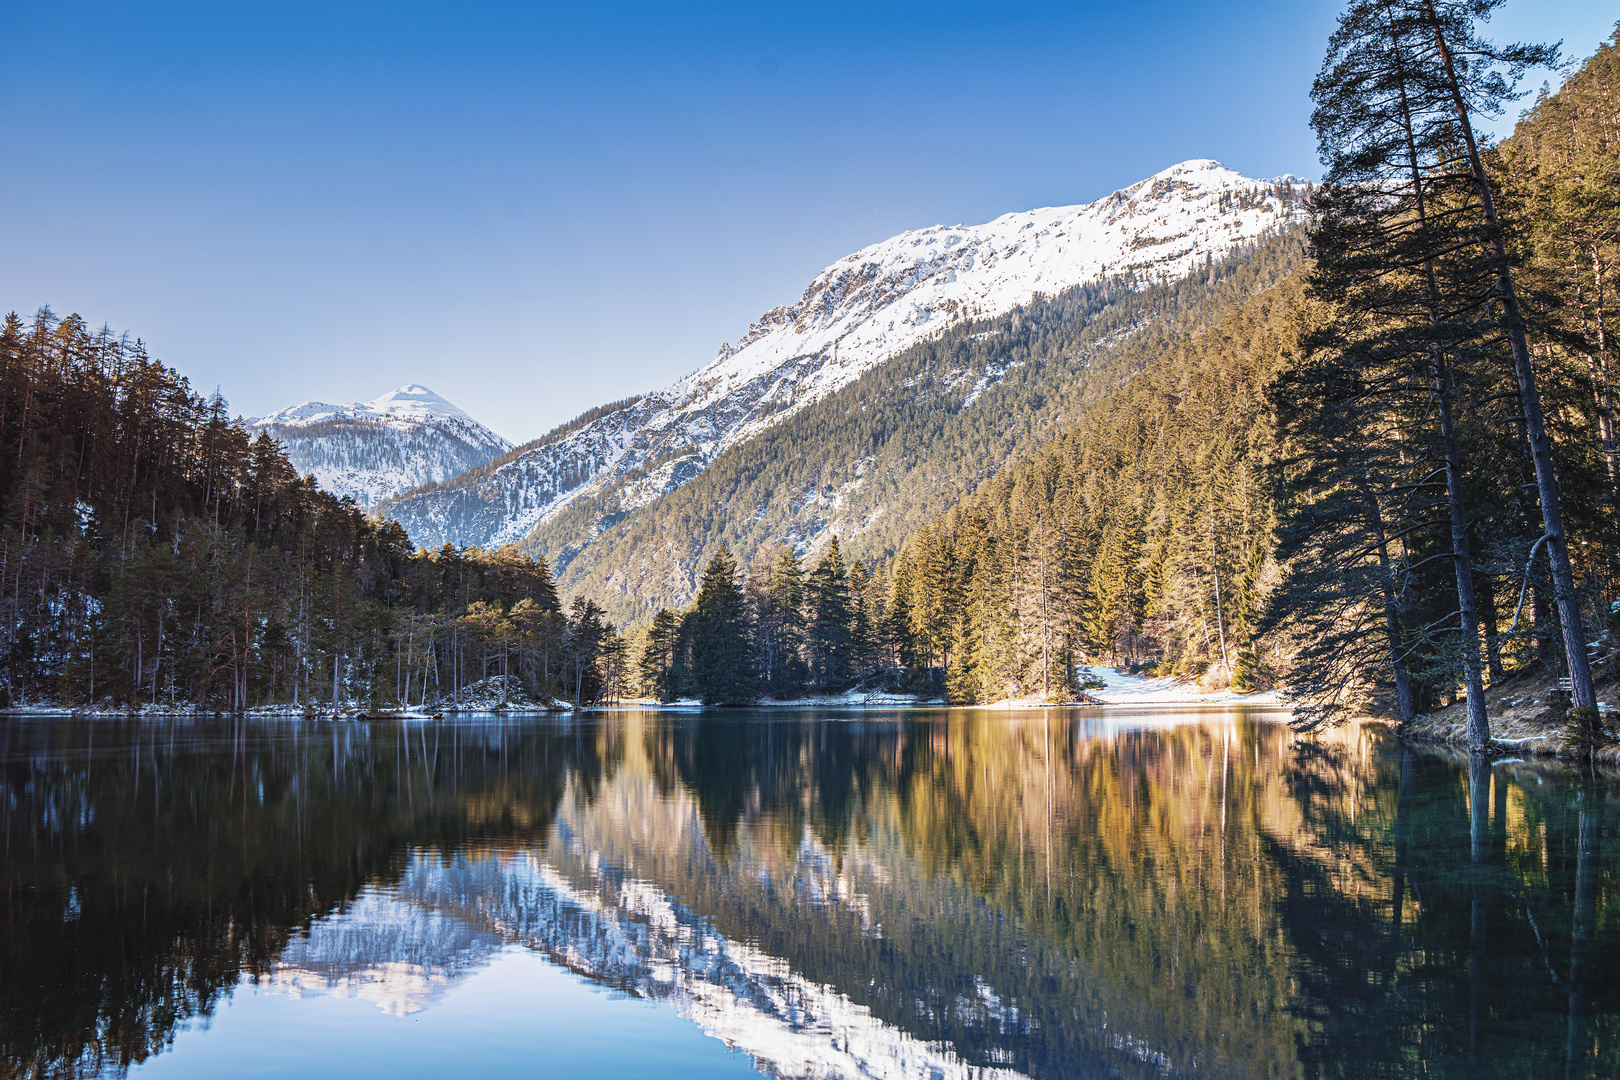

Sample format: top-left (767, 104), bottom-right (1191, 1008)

top-left (2, 707), bottom-right (1617, 1079)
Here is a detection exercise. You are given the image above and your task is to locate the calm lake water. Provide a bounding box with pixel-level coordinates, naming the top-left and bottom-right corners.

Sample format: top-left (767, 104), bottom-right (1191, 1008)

top-left (3, 707), bottom-right (1617, 1079)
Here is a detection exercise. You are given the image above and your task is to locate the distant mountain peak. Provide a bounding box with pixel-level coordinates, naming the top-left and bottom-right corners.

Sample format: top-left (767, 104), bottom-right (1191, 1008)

top-left (248, 384), bottom-right (511, 509)
top-left (253, 384), bottom-right (476, 428)
top-left (362, 384), bottom-right (474, 422)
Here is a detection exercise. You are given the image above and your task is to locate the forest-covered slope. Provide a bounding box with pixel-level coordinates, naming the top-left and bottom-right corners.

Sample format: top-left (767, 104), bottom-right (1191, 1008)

top-left (535, 230), bottom-right (1306, 626)
top-left (0, 322), bottom-right (624, 710)
top-left (858, 22), bottom-right (1620, 722)
top-left (880, 273), bottom-right (1309, 702)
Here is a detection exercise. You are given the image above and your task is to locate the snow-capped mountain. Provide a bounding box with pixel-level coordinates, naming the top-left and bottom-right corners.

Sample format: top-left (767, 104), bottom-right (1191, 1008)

top-left (381, 160), bottom-right (1308, 551)
top-left (250, 385), bottom-right (512, 509)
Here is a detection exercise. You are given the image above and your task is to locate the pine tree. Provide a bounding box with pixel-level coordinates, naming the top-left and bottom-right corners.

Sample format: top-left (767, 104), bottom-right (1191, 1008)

top-left (756, 545), bottom-right (806, 697)
top-left (638, 608), bottom-right (683, 702)
top-left (690, 548), bottom-right (755, 705)
top-left (848, 560), bottom-right (878, 684)
top-left (563, 597), bottom-right (607, 707)
top-left (1084, 506), bottom-right (1142, 665)
top-left (805, 537), bottom-right (855, 691)
top-left (1268, 283), bottom-right (1428, 726)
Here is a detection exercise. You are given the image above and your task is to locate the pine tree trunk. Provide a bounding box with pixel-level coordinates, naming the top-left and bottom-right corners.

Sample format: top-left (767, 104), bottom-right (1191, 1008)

top-left (1587, 257), bottom-right (1620, 509)
top-left (1439, 371), bottom-right (1492, 751)
top-left (1385, 11), bottom-right (1489, 743)
top-left (1365, 488), bottom-right (1417, 725)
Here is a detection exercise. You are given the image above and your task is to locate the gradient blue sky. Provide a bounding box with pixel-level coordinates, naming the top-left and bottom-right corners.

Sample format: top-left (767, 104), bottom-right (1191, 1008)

top-left (3, 1), bottom-right (1612, 442)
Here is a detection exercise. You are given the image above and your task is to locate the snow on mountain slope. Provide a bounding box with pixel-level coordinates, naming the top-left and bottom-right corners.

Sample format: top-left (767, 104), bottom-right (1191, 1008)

top-left (250, 385), bottom-right (511, 509)
top-left (382, 160), bottom-right (1308, 551)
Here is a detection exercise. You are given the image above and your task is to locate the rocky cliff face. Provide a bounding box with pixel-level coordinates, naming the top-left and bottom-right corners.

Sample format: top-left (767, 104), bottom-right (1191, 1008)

top-left (379, 160), bottom-right (1308, 553)
top-left (249, 384), bottom-right (511, 509)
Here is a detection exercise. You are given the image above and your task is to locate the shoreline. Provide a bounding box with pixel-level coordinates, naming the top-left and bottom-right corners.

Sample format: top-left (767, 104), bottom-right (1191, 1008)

top-left (1394, 665), bottom-right (1620, 765)
top-left (0, 702), bottom-right (576, 719)
top-left (0, 669), bottom-right (1292, 719)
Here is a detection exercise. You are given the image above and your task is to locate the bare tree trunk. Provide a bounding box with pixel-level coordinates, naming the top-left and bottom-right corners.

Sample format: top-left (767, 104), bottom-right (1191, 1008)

top-left (1482, 579), bottom-right (1506, 682)
top-left (1210, 517), bottom-right (1231, 676)
top-left (1586, 260), bottom-right (1620, 508)
top-left (1039, 524), bottom-right (1052, 698)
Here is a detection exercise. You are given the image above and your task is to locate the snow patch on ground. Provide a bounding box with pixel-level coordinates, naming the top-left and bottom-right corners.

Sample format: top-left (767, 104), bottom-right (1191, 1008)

top-left (1077, 665), bottom-right (1287, 706)
top-left (440, 676), bottom-right (572, 712)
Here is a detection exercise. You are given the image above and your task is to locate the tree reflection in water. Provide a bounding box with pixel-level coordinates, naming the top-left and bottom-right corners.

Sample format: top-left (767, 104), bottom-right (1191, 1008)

top-left (1, 710), bottom-right (1616, 1079)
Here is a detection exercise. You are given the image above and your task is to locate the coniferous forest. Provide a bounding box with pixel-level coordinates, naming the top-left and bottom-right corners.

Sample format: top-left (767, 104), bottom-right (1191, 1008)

top-left (642, 10), bottom-right (1620, 740)
top-left (0, 312), bottom-right (627, 710)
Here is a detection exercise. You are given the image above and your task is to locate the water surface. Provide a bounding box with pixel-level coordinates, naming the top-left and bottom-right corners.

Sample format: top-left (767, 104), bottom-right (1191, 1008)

top-left (3, 708), bottom-right (1617, 1078)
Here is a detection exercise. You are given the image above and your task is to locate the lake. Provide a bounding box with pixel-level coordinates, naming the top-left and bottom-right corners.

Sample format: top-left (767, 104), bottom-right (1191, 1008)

top-left (2, 707), bottom-right (1616, 1079)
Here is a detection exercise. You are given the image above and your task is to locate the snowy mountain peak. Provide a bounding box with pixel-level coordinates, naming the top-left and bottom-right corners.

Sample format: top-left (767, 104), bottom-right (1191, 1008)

top-left (363, 385), bottom-right (474, 422)
top-left (253, 384), bottom-right (475, 428)
top-left (382, 159), bottom-right (1310, 552)
top-left (1144, 157), bottom-right (1231, 182)
top-left (249, 385), bottom-right (511, 510)
top-left (251, 399), bottom-right (346, 426)
top-left (647, 158), bottom-right (1309, 435)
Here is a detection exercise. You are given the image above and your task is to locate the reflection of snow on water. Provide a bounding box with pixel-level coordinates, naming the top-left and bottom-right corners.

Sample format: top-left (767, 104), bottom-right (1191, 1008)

top-left (264, 889), bottom-right (502, 1015)
top-left (400, 851), bottom-right (1033, 1080)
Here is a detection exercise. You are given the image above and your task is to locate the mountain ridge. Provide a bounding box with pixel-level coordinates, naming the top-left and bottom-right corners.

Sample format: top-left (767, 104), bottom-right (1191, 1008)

top-left (380, 159), bottom-right (1311, 554)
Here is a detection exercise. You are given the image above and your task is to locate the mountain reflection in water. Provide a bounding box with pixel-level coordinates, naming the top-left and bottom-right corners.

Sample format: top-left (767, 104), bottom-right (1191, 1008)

top-left (2, 709), bottom-right (1617, 1079)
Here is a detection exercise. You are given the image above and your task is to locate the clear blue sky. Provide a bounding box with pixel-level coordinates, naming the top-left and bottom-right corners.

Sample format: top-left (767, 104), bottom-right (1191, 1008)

top-left (2, 1), bottom-right (1611, 443)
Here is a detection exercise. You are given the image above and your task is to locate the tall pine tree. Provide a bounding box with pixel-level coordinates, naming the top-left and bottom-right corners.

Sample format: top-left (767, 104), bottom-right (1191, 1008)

top-left (690, 548), bottom-right (755, 705)
top-left (805, 537), bottom-right (855, 691)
